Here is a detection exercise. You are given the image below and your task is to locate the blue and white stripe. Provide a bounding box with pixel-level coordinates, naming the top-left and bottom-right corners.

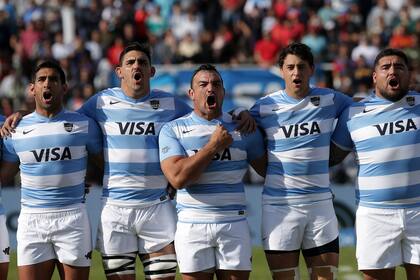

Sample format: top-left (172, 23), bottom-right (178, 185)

top-left (251, 88), bottom-right (351, 205)
top-left (78, 87), bottom-right (191, 207)
top-left (159, 112), bottom-right (265, 223)
top-left (332, 91), bottom-right (420, 208)
top-left (2, 110), bottom-right (102, 209)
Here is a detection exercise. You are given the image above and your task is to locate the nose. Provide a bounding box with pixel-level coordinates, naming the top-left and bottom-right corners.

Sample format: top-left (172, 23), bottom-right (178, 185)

top-left (44, 77), bottom-right (52, 87)
top-left (389, 65), bottom-right (398, 74)
top-left (133, 59), bottom-right (142, 69)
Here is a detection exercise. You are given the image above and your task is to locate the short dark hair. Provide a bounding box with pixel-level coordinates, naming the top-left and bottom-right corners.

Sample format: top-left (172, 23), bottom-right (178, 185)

top-left (278, 42), bottom-right (314, 68)
top-left (373, 48), bottom-right (409, 69)
top-left (118, 42), bottom-right (152, 66)
top-left (32, 60), bottom-right (66, 84)
top-left (190, 64), bottom-right (223, 88)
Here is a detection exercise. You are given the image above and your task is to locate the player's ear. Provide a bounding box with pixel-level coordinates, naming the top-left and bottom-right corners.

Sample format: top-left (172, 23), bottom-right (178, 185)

top-left (188, 88), bottom-right (195, 101)
top-left (279, 66), bottom-right (284, 79)
top-left (150, 66), bottom-right (156, 78)
top-left (309, 64), bottom-right (315, 76)
top-left (372, 71), bottom-right (377, 85)
top-left (29, 83), bottom-right (35, 96)
top-left (115, 66), bottom-right (123, 79)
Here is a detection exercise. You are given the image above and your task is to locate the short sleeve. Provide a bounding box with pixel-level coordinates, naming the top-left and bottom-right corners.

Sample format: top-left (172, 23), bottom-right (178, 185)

top-left (86, 117), bottom-right (103, 155)
top-left (245, 128), bottom-right (265, 161)
top-left (2, 137), bottom-right (19, 162)
top-left (331, 107), bottom-right (353, 151)
top-left (159, 123), bottom-right (187, 161)
top-left (174, 97), bottom-right (192, 118)
top-left (77, 94), bottom-right (99, 120)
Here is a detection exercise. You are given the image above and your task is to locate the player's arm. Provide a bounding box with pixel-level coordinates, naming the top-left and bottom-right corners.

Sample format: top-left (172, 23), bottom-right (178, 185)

top-left (0, 161), bottom-right (19, 186)
top-left (0, 110), bottom-right (29, 137)
top-left (250, 153), bottom-right (267, 177)
top-left (160, 124), bottom-right (233, 189)
top-left (329, 142), bottom-right (351, 167)
top-left (245, 126), bottom-right (267, 177)
top-left (86, 152), bottom-right (104, 187)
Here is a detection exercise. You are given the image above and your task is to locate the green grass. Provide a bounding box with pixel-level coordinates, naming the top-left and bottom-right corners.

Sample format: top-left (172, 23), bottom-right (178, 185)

top-left (6, 247), bottom-right (407, 279)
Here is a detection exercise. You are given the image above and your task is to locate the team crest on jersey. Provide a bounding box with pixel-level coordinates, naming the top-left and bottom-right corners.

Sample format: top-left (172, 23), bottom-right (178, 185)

top-left (150, 100), bottom-right (160, 110)
top-left (64, 123), bottom-right (73, 132)
top-left (310, 96), bottom-right (320, 106)
top-left (406, 96), bottom-right (415, 106)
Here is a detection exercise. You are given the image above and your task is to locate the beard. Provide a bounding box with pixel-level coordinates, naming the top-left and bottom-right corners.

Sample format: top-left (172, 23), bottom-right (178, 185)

top-left (376, 87), bottom-right (408, 102)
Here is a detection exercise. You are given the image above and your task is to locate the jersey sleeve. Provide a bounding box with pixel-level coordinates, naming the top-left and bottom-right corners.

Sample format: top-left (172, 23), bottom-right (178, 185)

top-left (159, 123), bottom-right (187, 161)
top-left (174, 97), bottom-right (192, 118)
top-left (2, 137), bottom-right (19, 162)
top-left (244, 128), bottom-right (266, 161)
top-left (334, 92), bottom-right (353, 116)
top-left (77, 94), bottom-right (99, 119)
top-left (331, 107), bottom-right (353, 151)
top-left (249, 99), bottom-right (262, 125)
top-left (86, 117), bottom-right (103, 155)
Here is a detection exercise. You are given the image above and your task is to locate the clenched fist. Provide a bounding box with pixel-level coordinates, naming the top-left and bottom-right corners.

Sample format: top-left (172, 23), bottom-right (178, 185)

top-left (208, 124), bottom-right (233, 153)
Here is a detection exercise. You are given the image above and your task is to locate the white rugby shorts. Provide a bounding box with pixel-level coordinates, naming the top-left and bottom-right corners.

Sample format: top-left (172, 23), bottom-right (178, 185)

top-left (356, 206), bottom-right (420, 270)
top-left (0, 215), bottom-right (10, 263)
top-left (175, 220), bottom-right (252, 273)
top-left (262, 199), bottom-right (339, 251)
top-left (96, 200), bottom-right (176, 255)
top-left (17, 205), bottom-right (92, 267)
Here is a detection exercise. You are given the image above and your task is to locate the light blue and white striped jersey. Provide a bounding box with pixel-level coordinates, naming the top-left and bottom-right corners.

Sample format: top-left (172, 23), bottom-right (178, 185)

top-left (2, 110), bottom-right (102, 210)
top-left (0, 114), bottom-right (5, 215)
top-left (159, 112), bottom-right (265, 223)
top-left (250, 88), bottom-right (351, 206)
top-left (332, 91), bottom-right (420, 209)
top-left (78, 87), bottom-right (191, 207)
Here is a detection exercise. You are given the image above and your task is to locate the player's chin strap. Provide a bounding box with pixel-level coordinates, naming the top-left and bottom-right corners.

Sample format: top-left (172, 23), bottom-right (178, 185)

top-left (308, 265), bottom-right (338, 280)
top-left (102, 253), bottom-right (136, 276)
top-left (142, 254), bottom-right (177, 279)
top-left (271, 267), bottom-right (300, 280)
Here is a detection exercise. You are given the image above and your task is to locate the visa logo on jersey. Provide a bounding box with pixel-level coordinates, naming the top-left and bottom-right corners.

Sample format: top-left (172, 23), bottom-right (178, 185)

top-left (116, 122), bottom-right (156, 135)
top-left (31, 147), bottom-right (72, 162)
top-left (374, 119), bottom-right (417, 136)
top-left (192, 148), bottom-right (232, 161)
top-left (279, 121), bottom-right (321, 138)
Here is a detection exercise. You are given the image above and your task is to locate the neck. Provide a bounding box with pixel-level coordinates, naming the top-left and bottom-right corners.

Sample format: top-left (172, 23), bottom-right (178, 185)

top-left (36, 106), bottom-right (62, 118)
top-left (194, 109), bottom-right (221, 121)
top-left (285, 86), bottom-right (310, 100)
top-left (121, 84), bottom-right (149, 99)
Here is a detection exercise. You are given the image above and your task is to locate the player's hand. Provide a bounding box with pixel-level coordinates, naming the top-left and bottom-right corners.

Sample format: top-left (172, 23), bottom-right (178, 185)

top-left (233, 110), bottom-right (256, 134)
top-left (167, 184), bottom-right (177, 200)
top-left (208, 124), bottom-right (233, 152)
top-left (1, 112), bottom-right (23, 138)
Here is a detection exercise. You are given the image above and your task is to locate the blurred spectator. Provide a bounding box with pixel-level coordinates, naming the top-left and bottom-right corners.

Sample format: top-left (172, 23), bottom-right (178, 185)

top-left (170, 2), bottom-right (203, 41)
top-left (254, 31), bottom-right (279, 68)
top-left (301, 15), bottom-right (327, 58)
top-left (146, 5), bottom-right (167, 37)
top-left (177, 33), bottom-right (201, 63)
top-left (367, 0), bottom-right (395, 31)
top-left (389, 24), bottom-right (416, 49)
top-left (51, 31), bottom-right (73, 60)
top-left (106, 36), bottom-right (124, 67)
top-left (151, 30), bottom-right (177, 65)
top-left (351, 34), bottom-right (380, 66)
top-left (0, 2), bottom-right (14, 56)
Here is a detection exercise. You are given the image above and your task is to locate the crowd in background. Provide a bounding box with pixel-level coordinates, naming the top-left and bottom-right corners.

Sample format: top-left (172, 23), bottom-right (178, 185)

top-left (0, 0), bottom-right (418, 184)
